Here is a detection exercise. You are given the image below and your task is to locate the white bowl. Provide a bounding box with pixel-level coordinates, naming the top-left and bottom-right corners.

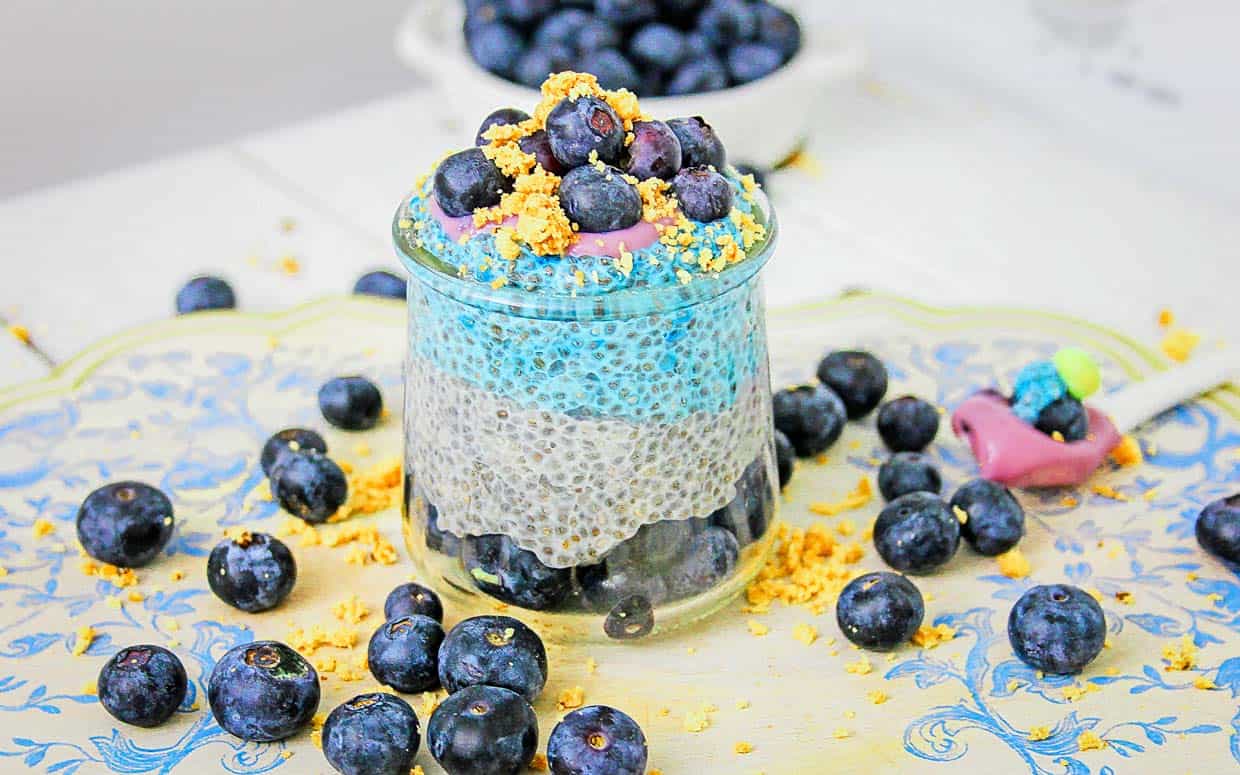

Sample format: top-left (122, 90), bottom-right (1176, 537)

top-left (395, 0), bottom-right (866, 169)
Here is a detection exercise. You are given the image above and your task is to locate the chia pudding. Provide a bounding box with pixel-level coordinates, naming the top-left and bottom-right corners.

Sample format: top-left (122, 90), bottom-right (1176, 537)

top-left (394, 72), bottom-right (779, 640)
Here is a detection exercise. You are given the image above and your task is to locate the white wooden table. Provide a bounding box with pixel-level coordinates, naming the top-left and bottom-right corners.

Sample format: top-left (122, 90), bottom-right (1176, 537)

top-left (2, 74), bottom-right (1236, 387)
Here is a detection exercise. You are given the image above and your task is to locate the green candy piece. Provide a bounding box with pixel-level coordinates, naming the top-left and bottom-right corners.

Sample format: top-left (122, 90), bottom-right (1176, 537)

top-left (1054, 347), bottom-right (1101, 399)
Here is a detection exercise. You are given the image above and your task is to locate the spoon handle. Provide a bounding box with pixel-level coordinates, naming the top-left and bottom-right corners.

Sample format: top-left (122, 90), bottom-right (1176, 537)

top-left (1093, 348), bottom-right (1239, 434)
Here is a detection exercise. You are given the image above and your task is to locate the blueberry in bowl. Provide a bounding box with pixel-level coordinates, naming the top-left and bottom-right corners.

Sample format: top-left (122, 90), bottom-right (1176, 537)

top-left (322, 692), bottom-right (422, 775)
top-left (836, 572), bottom-right (924, 651)
top-left (872, 491), bottom-right (960, 574)
top-left (97, 645), bottom-right (187, 727)
top-left (207, 640), bottom-right (319, 742)
top-left (558, 164), bottom-right (644, 232)
top-left (76, 481), bottom-right (175, 568)
top-left (207, 531), bottom-right (297, 613)
top-left (462, 533), bottom-right (573, 610)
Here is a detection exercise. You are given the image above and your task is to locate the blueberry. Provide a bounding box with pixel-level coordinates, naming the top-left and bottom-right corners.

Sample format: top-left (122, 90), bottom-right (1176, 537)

top-left (465, 0), bottom-right (503, 29)
top-left (367, 615), bottom-right (445, 693)
top-left (659, 0), bottom-right (706, 22)
top-left (774, 429), bottom-right (795, 489)
top-left (353, 269), bottom-right (407, 299)
top-left (466, 22), bottom-right (526, 78)
top-left (664, 526), bottom-right (739, 600)
top-left (629, 23), bottom-right (687, 72)
top-left (603, 594), bottom-right (655, 640)
top-left (207, 532), bottom-right (297, 613)
top-left (322, 693), bottom-right (421, 775)
top-left (877, 452), bottom-right (943, 501)
top-left (533, 9), bottom-right (593, 49)
top-left (578, 556), bottom-right (669, 612)
top-left (1196, 494), bottom-right (1240, 563)
top-left (876, 396), bottom-right (940, 453)
top-left (772, 383), bottom-right (846, 457)
top-left (873, 492), bottom-right (960, 574)
top-left (514, 43), bottom-right (576, 88)
top-left (595, 0), bottom-right (657, 26)
top-left (545, 96), bottom-right (626, 168)
top-left (709, 458), bottom-right (775, 545)
top-left (626, 120), bottom-right (682, 180)
top-left (836, 572), bottom-right (925, 651)
top-left (1008, 584), bottom-right (1106, 674)
top-left (476, 107), bottom-right (532, 146)
top-left (175, 275), bottom-right (236, 315)
top-left (579, 48), bottom-right (642, 93)
top-left (461, 534), bottom-right (572, 610)
top-left (666, 116), bottom-right (727, 168)
top-left (438, 615), bottom-right (548, 701)
top-left (681, 30), bottom-right (714, 59)
top-left (558, 164), bottom-right (643, 233)
top-left (816, 350), bottom-right (888, 419)
top-left (318, 375), bottom-right (383, 431)
top-left (951, 479), bottom-right (1025, 556)
top-left (754, 1), bottom-right (802, 59)
top-left (270, 450), bottom-right (348, 524)
top-left (548, 705), bottom-right (648, 775)
top-left (666, 57), bottom-right (730, 95)
top-left (260, 428), bottom-right (327, 478)
top-left (696, 0), bottom-right (758, 47)
top-left (76, 481), bottom-right (175, 568)
top-left (208, 641), bottom-right (320, 742)
top-left (1035, 395), bottom-right (1089, 442)
top-left (427, 685), bottom-right (538, 775)
top-left (426, 502), bottom-right (462, 556)
top-left (433, 147), bottom-right (513, 217)
top-left (97, 645), bottom-right (187, 727)
top-left (518, 129), bottom-right (567, 174)
top-left (501, 0), bottom-right (555, 27)
top-left (384, 582), bottom-right (445, 623)
top-left (726, 42), bottom-right (784, 84)
top-left (671, 166), bottom-right (734, 222)
top-left (578, 18), bottom-right (623, 53)
top-left (733, 162), bottom-right (768, 188)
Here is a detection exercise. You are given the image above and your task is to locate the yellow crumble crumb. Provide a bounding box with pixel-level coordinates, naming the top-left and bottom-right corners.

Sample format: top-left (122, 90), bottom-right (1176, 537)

top-left (734, 742), bottom-right (754, 755)
top-left (79, 560), bottom-right (139, 588)
top-left (682, 704), bottom-right (715, 733)
top-left (81, 679), bottom-right (97, 695)
top-left (32, 518), bottom-right (56, 538)
top-left (170, 570), bottom-right (185, 582)
top-left (1085, 588), bottom-right (1103, 603)
top-left (1092, 484), bottom-right (1127, 501)
top-left (287, 624), bottom-right (359, 655)
top-left (1206, 592), bottom-right (1224, 605)
top-left (352, 442), bottom-right (371, 458)
top-left (844, 655), bottom-right (872, 675)
top-left (912, 623), bottom-right (957, 649)
top-left (746, 620), bottom-right (769, 637)
top-left (1114, 591), bottom-right (1134, 605)
top-left (1157, 308), bottom-right (1174, 328)
top-left (1077, 730), bottom-right (1107, 752)
top-left (792, 623), bottom-right (818, 646)
top-left (1161, 635), bottom-right (1197, 671)
top-left (1161, 328), bottom-right (1200, 363)
top-left (1193, 675), bottom-right (1217, 690)
top-left (585, 656), bottom-right (598, 676)
top-left (867, 690), bottom-right (888, 705)
top-left (809, 478), bottom-right (873, 516)
top-left (1142, 488), bottom-right (1160, 502)
top-left (331, 594), bottom-right (370, 625)
top-left (1061, 683), bottom-right (1099, 702)
top-left (72, 626), bottom-right (95, 656)
top-left (952, 505), bottom-right (969, 525)
top-left (835, 519), bottom-right (855, 536)
top-left (279, 751), bottom-right (293, 760)
top-left (832, 727), bottom-right (852, 740)
top-left (1051, 431), bottom-right (1065, 443)
top-left (0, 567), bottom-right (7, 577)
top-left (1028, 726), bottom-right (1051, 742)
top-left (556, 686), bottom-right (585, 711)
top-left (735, 699), bottom-right (750, 710)
top-left (8, 324), bottom-right (32, 345)
top-left (529, 752), bottom-right (549, 771)
top-left (1110, 435), bottom-right (1144, 467)
top-left (746, 521), bottom-right (866, 615)
top-left (996, 548), bottom-right (1031, 579)
top-left (1060, 496), bottom-right (1078, 508)
top-left (278, 255), bottom-right (300, 275)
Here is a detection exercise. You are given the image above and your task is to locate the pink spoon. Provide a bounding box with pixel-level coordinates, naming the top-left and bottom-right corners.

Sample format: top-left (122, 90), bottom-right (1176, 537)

top-left (952, 349), bottom-right (1238, 488)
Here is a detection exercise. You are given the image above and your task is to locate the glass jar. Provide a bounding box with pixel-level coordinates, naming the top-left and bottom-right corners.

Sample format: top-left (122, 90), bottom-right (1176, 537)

top-left (394, 192), bottom-right (780, 642)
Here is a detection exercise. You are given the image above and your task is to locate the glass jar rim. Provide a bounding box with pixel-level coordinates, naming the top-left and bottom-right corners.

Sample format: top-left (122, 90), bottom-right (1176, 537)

top-left (393, 189), bottom-right (778, 322)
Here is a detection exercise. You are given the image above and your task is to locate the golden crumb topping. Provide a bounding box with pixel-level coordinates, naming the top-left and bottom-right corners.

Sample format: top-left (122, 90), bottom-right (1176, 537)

top-left (1027, 726), bottom-right (1051, 741)
top-left (809, 478), bottom-right (873, 516)
top-left (996, 548), bottom-right (1031, 579)
top-left (1077, 730), bottom-right (1107, 751)
top-left (556, 686), bottom-right (585, 711)
top-left (1110, 435), bottom-right (1144, 467)
top-left (911, 623), bottom-right (958, 649)
top-left (1161, 635), bottom-right (1197, 671)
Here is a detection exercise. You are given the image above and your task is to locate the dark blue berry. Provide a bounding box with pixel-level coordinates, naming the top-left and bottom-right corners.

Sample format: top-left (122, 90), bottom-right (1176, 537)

top-left (836, 572), bottom-right (925, 651)
top-left (1196, 494), bottom-right (1240, 563)
top-left (501, 0), bottom-right (555, 27)
top-left (428, 685), bottom-right (538, 775)
top-left (438, 615), bottom-right (548, 701)
top-left (772, 383), bottom-right (846, 457)
top-left (595, 0), bottom-right (657, 26)
top-left (666, 58), bottom-right (730, 95)
top-left (754, 1), bottom-right (802, 59)
top-left (548, 705), bottom-right (648, 775)
top-left (659, 0), bottom-right (706, 21)
top-left (76, 481), bottom-right (174, 568)
top-left (873, 492), bottom-right (960, 574)
top-left (322, 693), bottom-right (421, 775)
top-left (1008, 584), bottom-right (1106, 674)
top-left (260, 428), bottom-right (327, 478)
top-left (98, 645), bottom-right (187, 727)
top-left (696, 0), bottom-right (757, 46)
top-left (878, 452), bottom-right (943, 501)
top-left (681, 30), bottom-right (713, 59)
top-left (671, 166), bottom-right (733, 222)
top-left (726, 42), bottom-right (784, 84)
top-left (175, 275), bottom-right (236, 315)
top-left (629, 23), bottom-right (687, 71)
top-left (534, 9), bottom-right (593, 49)
top-left (353, 270), bottom-right (407, 299)
top-left (951, 479), bottom-right (1025, 556)
top-left (603, 594), bottom-right (655, 640)
top-left (467, 22), bottom-right (526, 78)
top-left (667, 116), bottom-right (727, 168)
top-left (426, 503), bottom-right (462, 556)
top-left (518, 129), bottom-right (566, 174)
top-left (514, 43), bottom-right (576, 88)
top-left (774, 429), bottom-right (794, 489)
top-left (545, 96), bottom-right (626, 167)
top-left (816, 350), bottom-right (888, 419)
top-left (384, 582), bottom-right (445, 623)
top-left (581, 48), bottom-right (642, 92)
top-left (558, 164), bottom-right (643, 233)
top-left (626, 120), bottom-right (682, 180)
top-left (877, 396), bottom-right (940, 453)
top-left (476, 108), bottom-right (532, 146)
top-left (709, 458), bottom-right (775, 545)
top-left (208, 641), bottom-right (320, 742)
top-left (207, 532), bottom-right (297, 613)
top-left (319, 375), bottom-right (383, 431)
top-left (578, 557), bottom-right (669, 612)
top-left (734, 163), bottom-right (768, 188)
top-left (664, 526), bottom-right (739, 600)
top-left (465, 0), bottom-right (503, 29)
top-left (433, 147), bottom-right (512, 217)
top-left (271, 450), bottom-right (348, 524)
top-left (1035, 395), bottom-right (1089, 442)
top-left (462, 533), bottom-right (573, 610)
top-left (368, 615), bottom-right (445, 693)
top-left (578, 18), bottom-right (623, 53)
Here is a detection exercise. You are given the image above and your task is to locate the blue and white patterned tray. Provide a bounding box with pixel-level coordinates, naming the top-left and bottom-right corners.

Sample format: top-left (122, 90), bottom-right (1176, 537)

top-left (0, 294), bottom-right (1236, 774)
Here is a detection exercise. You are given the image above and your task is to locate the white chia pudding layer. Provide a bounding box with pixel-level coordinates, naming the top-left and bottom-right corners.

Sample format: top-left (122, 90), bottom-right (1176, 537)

top-left (405, 356), bottom-right (773, 568)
